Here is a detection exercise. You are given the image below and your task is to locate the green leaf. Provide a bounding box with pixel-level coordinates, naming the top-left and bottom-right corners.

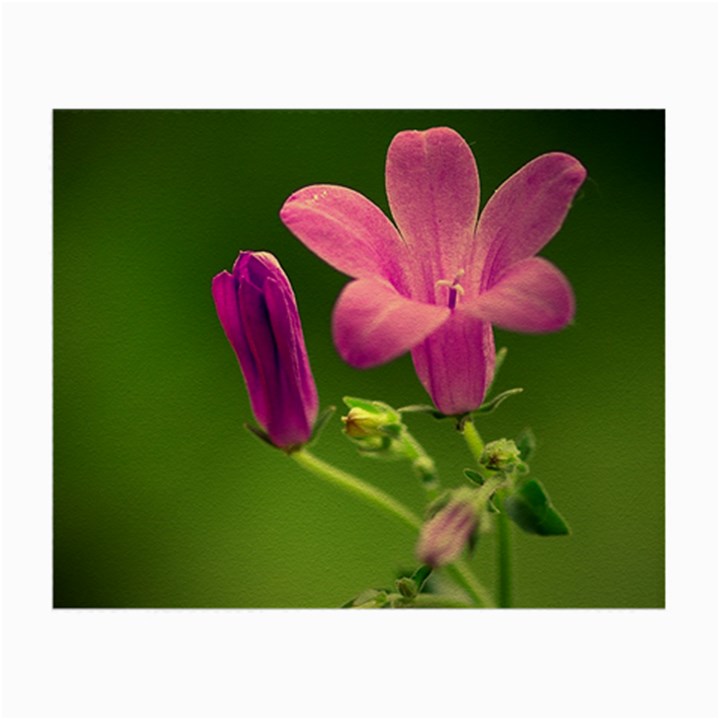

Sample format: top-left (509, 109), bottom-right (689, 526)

top-left (410, 564), bottom-right (433, 591)
top-left (515, 427), bottom-right (537, 462)
top-left (463, 468), bottom-right (485, 486)
top-left (503, 478), bottom-right (571, 536)
top-left (476, 387), bottom-right (524, 414)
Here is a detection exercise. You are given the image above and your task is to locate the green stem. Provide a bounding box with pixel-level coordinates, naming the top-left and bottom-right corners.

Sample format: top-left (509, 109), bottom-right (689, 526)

top-left (445, 560), bottom-right (495, 608)
top-left (290, 448), bottom-right (493, 607)
top-left (471, 476), bottom-right (505, 511)
top-left (462, 418), bottom-right (485, 461)
top-left (292, 449), bottom-right (421, 531)
top-left (400, 430), bottom-right (439, 492)
top-left (497, 505), bottom-right (513, 608)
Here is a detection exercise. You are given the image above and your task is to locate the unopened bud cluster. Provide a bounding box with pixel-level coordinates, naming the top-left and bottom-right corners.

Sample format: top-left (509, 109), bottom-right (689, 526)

top-left (481, 438), bottom-right (527, 476)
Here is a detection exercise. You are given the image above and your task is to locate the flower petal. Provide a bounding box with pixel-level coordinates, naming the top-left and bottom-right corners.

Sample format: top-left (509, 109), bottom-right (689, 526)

top-left (212, 270), bottom-right (244, 360)
top-left (213, 270), bottom-right (273, 431)
top-left (473, 153), bottom-right (586, 290)
top-left (263, 276), bottom-right (319, 446)
top-left (411, 311), bottom-right (495, 416)
top-left (385, 127), bottom-right (480, 298)
top-left (466, 257), bottom-right (575, 333)
top-left (332, 279), bottom-right (450, 368)
top-left (280, 185), bottom-right (410, 289)
top-left (236, 276), bottom-right (278, 431)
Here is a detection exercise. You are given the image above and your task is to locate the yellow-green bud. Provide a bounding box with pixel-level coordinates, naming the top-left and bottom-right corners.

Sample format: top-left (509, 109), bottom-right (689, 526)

top-left (342, 407), bottom-right (388, 438)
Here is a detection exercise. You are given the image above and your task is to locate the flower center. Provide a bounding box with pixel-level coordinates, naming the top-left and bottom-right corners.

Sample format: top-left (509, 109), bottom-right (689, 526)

top-left (436, 269), bottom-right (465, 310)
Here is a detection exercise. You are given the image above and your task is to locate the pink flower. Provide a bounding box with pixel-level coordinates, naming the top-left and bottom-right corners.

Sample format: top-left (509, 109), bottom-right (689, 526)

top-left (212, 251), bottom-right (319, 449)
top-left (280, 127), bottom-right (586, 415)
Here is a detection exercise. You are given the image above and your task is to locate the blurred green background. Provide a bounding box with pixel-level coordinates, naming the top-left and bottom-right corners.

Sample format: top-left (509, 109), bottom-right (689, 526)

top-left (54, 110), bottom-right (664, 608)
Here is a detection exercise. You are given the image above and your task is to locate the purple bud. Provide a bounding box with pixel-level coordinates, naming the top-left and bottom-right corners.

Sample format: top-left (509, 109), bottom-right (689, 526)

top-left (416, 501), bottom-right (478, 568)
top-left (212, 251), bottom-right (319, 449)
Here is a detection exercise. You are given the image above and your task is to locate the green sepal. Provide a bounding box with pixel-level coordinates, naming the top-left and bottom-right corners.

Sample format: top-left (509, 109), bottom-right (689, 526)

top-left (342, 396), bottom-right (400, 423)
top-left (515, 427), bottom-right (537, 463)
top-left (503, 478), bottom-right (571, 536)
top-left (342, 396), bottom-right (381, 413)
top-left (484, 346), bottom-right (508, 395)
top-left (379, 422), bottom-right (404, 439)
top-left (487, 496), bottom-right (501, 514)
top-left (467, 526), bottom-right (479, 554)
top-left (306, 405), bottom-right (336, 447)
top-left (243, 422), bottom-right (276, 449)
top-left (493, 346), bottom-right (509, 379)
top-left (354, 435), bottom-right (402, 460)
top-left (398, 381), bottom-right (520, 423)
top-left (476, 387), bottom-right (524, 414)
top-left (397, 404), bottom-right (447, 420)
top-left (425, 490), bottom-right (452, 518)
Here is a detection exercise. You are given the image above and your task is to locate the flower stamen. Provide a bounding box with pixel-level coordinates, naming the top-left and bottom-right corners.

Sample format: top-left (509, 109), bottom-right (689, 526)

top-left (436, 269), bottom-right (465, 310)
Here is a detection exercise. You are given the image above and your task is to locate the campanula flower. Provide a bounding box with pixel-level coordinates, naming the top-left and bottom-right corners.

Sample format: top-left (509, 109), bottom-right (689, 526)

top-left (280, 127), bottom-right (586, 415)
top-left (212, 251), bottom-right (318, 449)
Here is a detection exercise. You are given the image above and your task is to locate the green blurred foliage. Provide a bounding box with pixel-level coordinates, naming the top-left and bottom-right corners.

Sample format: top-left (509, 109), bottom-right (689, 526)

top-left (54, 110), bottom-right (664, 607)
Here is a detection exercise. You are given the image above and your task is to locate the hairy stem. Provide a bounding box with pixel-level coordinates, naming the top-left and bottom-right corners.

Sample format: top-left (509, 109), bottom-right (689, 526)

top-left (497, 506), bottom-right (513, 608)
top-left (462, 418), bottom-right (485, 461)
top-left (290, 448), bottom-right (493, 607)
top-left (291, 449), bottom-right (421, 531)
top-left (445, 560), bottom-right (495, 608)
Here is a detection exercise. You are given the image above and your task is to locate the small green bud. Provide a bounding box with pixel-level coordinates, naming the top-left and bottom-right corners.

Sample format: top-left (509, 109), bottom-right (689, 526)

top-left (481, 438), bottom-right (523, 474)
top-left (395, 577), bottom-right (418, 599)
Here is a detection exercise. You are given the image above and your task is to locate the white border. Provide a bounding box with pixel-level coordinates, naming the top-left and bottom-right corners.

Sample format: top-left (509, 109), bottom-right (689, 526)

top-left (2, 1), bottom-right (718, 718)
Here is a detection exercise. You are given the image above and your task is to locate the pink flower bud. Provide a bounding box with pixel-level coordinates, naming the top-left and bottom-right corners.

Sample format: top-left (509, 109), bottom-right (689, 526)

top-left (416, 501), bottom-right (478, 568)
top-left (212, 251), bottom-right (318, 449)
